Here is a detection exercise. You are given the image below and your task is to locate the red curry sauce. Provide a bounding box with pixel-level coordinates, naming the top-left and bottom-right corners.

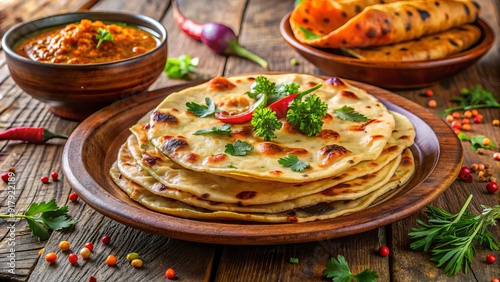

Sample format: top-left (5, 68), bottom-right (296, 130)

top-left (15, 19), bottom-right (158, 64)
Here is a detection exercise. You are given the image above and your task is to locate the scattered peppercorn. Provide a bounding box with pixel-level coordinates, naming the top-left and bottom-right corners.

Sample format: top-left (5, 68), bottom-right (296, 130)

top-left (8, 166), bottom-right (15, 173)
top-left (51, 171), bottom-right (59, 181)
top-left (131, 258), bottom-right (143, 268)
top-left (471, 109), bottom-right (479, 116)
top-left (473, 116), bottom-right (482, 124)
top-left (89, 276), bottom-right (97, 282)
top-left (486, 254), bottom-right (496, 264)
top-left (378, 246), bottom-right (390, 257)
top-left (452, 111), bottom-right (461, 119)
top-left (101, 235), bottom-right (111, 245)
top-left (478, 163), bottom-right (485, 171)
top-left (68, 253), bottom-right (78, 265)
top-left (462, 124), bottom-right (471, 131)
top-left (486, 182), bottom-right (498, 194)
top-left (1, 172), bottom-right (9, 183)
top-left (476, 148), bottom-right (484, 155)
top-left (492, 278), bottom-right (500, 282)
top-left (290, 58), bottom-right (299, 65)
top-left (105, 255), bottom-right (117, 266)
top-left (80, 247), bottom-right (91, 259)
top-left (69, 192), bottom-right (79, 202)
top-left (445, 115), bottom-right (454, 123)
top-left (428, 100), bottom-right (437, 108)
top-left (494, 153), bottom-right (500, 161)
top-left (165, 268), bottom-right (176, 279)
top-left (58, 240), bottom-right (70, 251)
top-left (450, 120), bottom-right (462, 130)
top-left (459, 166), bottom-right (473, 183)
top-left (38, 248), bottom-right (45, 256)
top-left (463, 110), bottom-right (472, 118)
top-left (126, 252), bottom-right (140, 262)
top-left (84, 242), bottom-right (94, 252)
top-left (493, 119), bottom-right (500, 126)
top-left (45, 252), bottom-right (57, 263)
top-left (424, 89), bottom-right (434, 97)
top-left (41, 175), bottom-right (49, 184)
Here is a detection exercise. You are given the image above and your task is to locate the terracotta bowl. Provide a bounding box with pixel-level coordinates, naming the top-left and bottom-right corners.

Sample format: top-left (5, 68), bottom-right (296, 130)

top-left (2, 11), bottom-right (168, 121)
top-left (280, 13), bottom-right (494, 89)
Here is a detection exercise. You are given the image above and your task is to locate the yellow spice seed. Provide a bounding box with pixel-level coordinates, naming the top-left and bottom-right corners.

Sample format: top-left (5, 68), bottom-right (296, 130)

top-left (463, 110), bottom-right (472, 118)
top-left (492, 119), bottom-right (500, 126)
top-left (490, 176), bottom-right (497, 183)
top-left (106, 255), bottom-right (117, 266)
top-left (445, 115), bottom-right (454, 123)
top-left (80, 247), bottom-right (91, 259)
top-left (38, 248), bottom-right (45, 257)
top-left (471, 163), bottom-right (479, 171)
top-left (471, 109), bottom-right (479, 116)
top-left (478, 171), bottom-right (485, 178)
top-left (428, 100), bottom-right (437, 108)
top-left (482, 138), bottom-right (491, 146)
top-left (58, 240), bottom-right (70, 251)
top-left (126, 252), bottom-right (140, 262)
top-left (462, 124), bottom-right (471, 131)
top-left (452, 111), bottom-right (461, 118)
top-left (478, 163), bottom-right (485, 171)
top-left (131, 258), bottom-right (143, 268)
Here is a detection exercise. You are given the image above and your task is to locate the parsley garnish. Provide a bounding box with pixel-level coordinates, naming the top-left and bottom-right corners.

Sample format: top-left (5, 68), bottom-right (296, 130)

top-left (286, 94), bottom-right (328, 136)
top-left (251, 107), bottom-right (283, 141)
top-left (96, 27), bottom-right (114, 48)
top-left (186, 97), bottom-right (216, 117)
top-left (164, 55), bottom-right (199, 79)
top-left (442, 85), bottom-right (500, 115)
top-left (333, 106), bottom-right (369, 122)
top-left (278, 154), bottom-right (310, 172)
top-left (323, 255), bottom-right (379, 282)
top-left (289, 257), bottom-right (299, 264)
top-left (246, 76), bottom-right (301, 105)
top-left (409, 195), bottom-right (500, 276)
top-left (224, 140), bottom-right (254, 156)
top-left (227, 164), bottom-right (237, 169)
top-left (457, 132), bottom-right (497, 150)
top-left (297, 25), bottom-right (322, 40)
top-left (0, 199), bottom-right (77, 241)
top-left (194, 124), bottom-right (231, 135)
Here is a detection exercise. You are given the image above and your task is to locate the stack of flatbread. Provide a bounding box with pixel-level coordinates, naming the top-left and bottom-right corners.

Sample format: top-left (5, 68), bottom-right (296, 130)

top-left (290, 0), bottom-right (482, 61)
top-left (110, 74), bottom-right (416, 223)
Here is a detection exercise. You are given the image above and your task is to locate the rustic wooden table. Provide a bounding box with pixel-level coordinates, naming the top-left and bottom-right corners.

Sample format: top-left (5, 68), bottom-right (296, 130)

top-left (1, 0), bottom-right (499, 281)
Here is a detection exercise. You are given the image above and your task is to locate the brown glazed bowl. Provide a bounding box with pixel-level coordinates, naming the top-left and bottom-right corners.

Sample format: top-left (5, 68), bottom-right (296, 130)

top-left (2, 11), bottom-right (168, 121)
top-left (280, 13), bottom-right (494, 89)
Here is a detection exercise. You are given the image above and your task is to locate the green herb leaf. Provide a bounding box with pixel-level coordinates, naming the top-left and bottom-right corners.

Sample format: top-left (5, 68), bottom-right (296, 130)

top-left (194, 124), bottom-right (232, 135)
top-left (333, 106), bottom-right (369, 122)
top-left (96, 27), bottom-right (114, 48)
top-left (268, 82), bottom-right (301, 104)
top-left (186, 97), bottom-right (216, 117)
top-left (289, 257), bottom-right (299, 264)
top-left (409, 195), bottom-right (500, 276)
top-left (457, 132), bottom-right (497, 150)
top-left (164, 55), bottom-right (199, 79)
top-left (323, 255), bottom-right (378, 282)
top-left (251, 107), bottom-right (283, 141)
top-left (227, 164), bottom-right (237, 169)
top-left (224, 140), bottom-right (254, 156)
top-left (441, 85), bottom-right (500, 115)
top-left (297, 25), bottom-right (322, 40)
top-left (286, 94), bottom-right (328, 136)
top-left (278, 154), bottom-right (310, 172)
top-left (0, 199), bottom-right (77, 241)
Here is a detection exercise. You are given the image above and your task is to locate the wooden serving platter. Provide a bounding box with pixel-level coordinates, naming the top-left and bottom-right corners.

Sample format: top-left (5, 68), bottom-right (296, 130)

top-left (62, 78), bottom-right (463, 245)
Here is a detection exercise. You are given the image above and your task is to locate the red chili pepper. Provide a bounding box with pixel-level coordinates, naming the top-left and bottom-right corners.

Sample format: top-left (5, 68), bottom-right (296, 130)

top-left (0, 127), bottom-right (68, 144)
top-left (172, 0), bottom-right (268, 69)
top-left (214, 93), bottom-right (267, 124)
top-left (268, 83), bottom-right (323, 118)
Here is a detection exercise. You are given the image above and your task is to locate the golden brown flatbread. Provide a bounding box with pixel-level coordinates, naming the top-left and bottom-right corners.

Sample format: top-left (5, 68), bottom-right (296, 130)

top-left (343, 24), bottom-right (481, 61)
top-left (291, 0), bottom-right (480, 48)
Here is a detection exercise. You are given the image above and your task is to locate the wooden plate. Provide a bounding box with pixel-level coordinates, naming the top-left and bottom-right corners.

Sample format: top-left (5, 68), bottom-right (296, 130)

top-left (62, 78), bottom-right (463, 245)
top-left (280, 14), bottom-right (495, 89)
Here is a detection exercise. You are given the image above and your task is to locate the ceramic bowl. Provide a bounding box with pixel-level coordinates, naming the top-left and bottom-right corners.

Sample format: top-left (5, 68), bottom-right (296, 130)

top-left (280, 13), bottom-right (494, 89)
top-left (2, 11), bottom-right (168, 121)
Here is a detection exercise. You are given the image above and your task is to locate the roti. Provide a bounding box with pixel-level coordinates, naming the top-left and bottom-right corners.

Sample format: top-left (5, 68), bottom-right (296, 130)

top-left (147, 74), bottom-right (396, 183)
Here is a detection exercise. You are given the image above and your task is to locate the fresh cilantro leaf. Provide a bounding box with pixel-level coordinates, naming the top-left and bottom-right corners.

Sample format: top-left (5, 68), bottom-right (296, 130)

top-left (297, 25), bottom-right (322, 40)
top-left (164, 55), bottom-right (199, 79)
top-left (286, 94), bottom-right (328, 136)
top-left (442, 85), bottom-right (500, 115)
top-left (186, 97), bottom-right (216, 117)
top-left (289, 257), bottom-right (299, 264)
top-left (268, 82), bottom-right (301, 104)
top-left (246, 76), bottom-right (276, 100)
top-left (96, 27), bottom-right (114, 48)
top-left (324, 255), bottom-right (378, 282)
top-left (0, 199), bottom-right (77, 241)
top-left (224, 140), bottom-right (254, 156)
top-left (227, 164), bottom-right (237, 169)
top-left (251, 107), bottom-right (283, 141)
top-left (278, 154), bottom-right (310, 172)
top-left (457, 132), bottom-right (497, 150)
top-left (333, 106), bottom-right (369, 122)
top-left (194, 124), bottom-right (231, 135)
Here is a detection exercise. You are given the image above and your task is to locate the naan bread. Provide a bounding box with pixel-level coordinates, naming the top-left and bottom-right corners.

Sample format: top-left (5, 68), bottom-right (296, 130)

top-left (110, 148), bottom-right (414, 223)
top-left (148, 74), bottom-right (396, 183)
top-left (343, 24), bottom-right (481, 61)
top-left (291, 0), bottom-right (480, 48)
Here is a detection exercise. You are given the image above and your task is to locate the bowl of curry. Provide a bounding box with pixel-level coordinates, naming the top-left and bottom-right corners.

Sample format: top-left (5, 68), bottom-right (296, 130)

top-left (2, 11), bottom-right (168, 121)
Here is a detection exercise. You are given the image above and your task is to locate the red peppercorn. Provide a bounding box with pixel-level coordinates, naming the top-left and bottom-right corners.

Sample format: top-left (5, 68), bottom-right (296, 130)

top-left (1, 172), bottom-right (10, 183)
top-left (165, 268), bottom-right (176, 279)
top-left (378, 246), bottom-right (390, 257)
top-left (424, 89), bottom-right (434, 97)
top-left (69, 192), bottom-right (79, 202)
top-left (89, 276), bottom-right (97, 282)
top-left (41, 175), bottom-right (49, 184)
top-left (68, 253), bottom-right (78, 265)
top-left (459, 166), bottom-right (473, 183)
top-left (486, 254), bottom-right (496, 264)
top-left (101, 235), bottom-right (111, 245)
top-left (450, 120), bottom-right (462, 130)
top-left (51, 171), bottom-right (59, 181)
top-left (473, 116), bottom-right (482, 124)
top-left (486, 182), bottom-right (498, 194)
top-left (84, 242), bottom-right (94, 252)
top-left (492, 278), bottom-right (500, 282)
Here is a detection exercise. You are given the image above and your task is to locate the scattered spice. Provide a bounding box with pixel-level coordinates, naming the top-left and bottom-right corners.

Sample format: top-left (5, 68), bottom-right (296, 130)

top-left (41, 176), bottom-right (49, 184)
top-left (101, 235), bottom-right (111, 245)
top-left (486, 254), bottom-right (496, 264)
top-left (290, 58), bottom-right (299, 65)
top-left (424, 89), bottom-right (434, 97)
top-left (126, 252), bottom-right (140, 262)
top-left (494, 153), bottom-right (500, 161)
top-left (58, 240), bottom-right (70, 251)
top-left (486, 181), bottom-right (498, 194)
top-left (428, 99), bottom-right (437, 108)
top-left (38, 248), bottom-right (45, 256)
top-left (84, 242), bottom-right (94, 252)
top-left (105, 255), bottom-right (117, 266)
top-left (51, 171), bottom-right (59, 181)
top-left (68, 253), bottom-right (78, 265)
top-left (165, 268), bottom-right (176, 279)
top-left (493, 119), bottom-right (500, 126)
top-left (1, 172), bottom-right (10, 183)
top-left (80, 247), bottom-right (91, 259)
top-left (378, 246), bottom-right (390, 257)
top-left (0, 127), bottom-right (68, 144)
top-left (458, 166), bottom-right (473, 183)
top-left (45, 252), bottom-right (57, 263)
top-left (69, 192), bottom-right (79, 202)
top-left (131, 259), bottom-right (143, 268)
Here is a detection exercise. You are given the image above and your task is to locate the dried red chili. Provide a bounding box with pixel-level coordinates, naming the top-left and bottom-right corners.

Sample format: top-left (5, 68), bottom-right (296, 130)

top-left (0, 127), bottom-right (68, 144)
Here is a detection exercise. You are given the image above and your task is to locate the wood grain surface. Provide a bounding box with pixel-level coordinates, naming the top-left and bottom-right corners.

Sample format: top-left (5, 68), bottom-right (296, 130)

top-left (0, 0), bottom-right (499, 281)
